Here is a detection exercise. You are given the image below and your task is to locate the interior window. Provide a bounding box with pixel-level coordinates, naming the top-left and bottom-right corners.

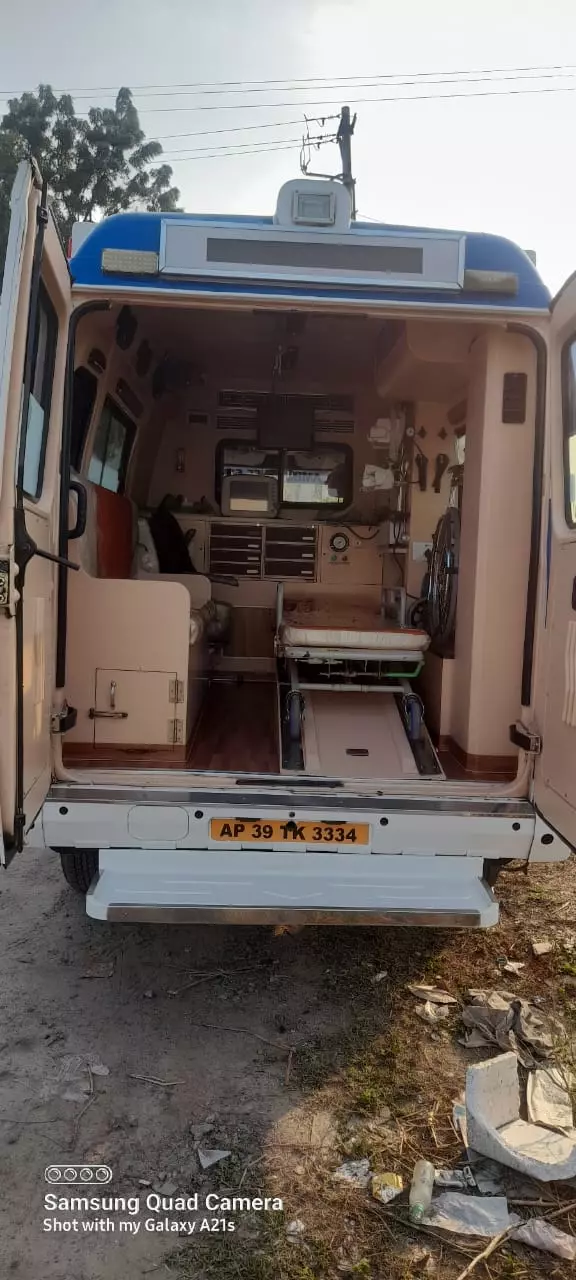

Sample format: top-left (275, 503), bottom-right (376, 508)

top-left (70, 366), bottom-right (98, 470)
top-left (563, 339), bottom-right (576, 527)
top-left (282, 447), bottom-right (351, 507)
top-left (216, 442), bottom-right (352, 509)
top-left (87, 397), bottom-right (135, 493)
top-left (21, 284), bottom-right (57, 499)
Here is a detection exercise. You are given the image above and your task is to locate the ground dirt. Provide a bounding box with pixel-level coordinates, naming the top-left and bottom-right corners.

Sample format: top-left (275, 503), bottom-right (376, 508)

top-left (0, 848), bottom-right (575, 1280)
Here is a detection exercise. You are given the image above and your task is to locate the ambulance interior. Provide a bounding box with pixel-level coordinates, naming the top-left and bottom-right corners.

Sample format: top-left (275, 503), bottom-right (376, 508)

top-left (63, 301), bottom-right (537, 787)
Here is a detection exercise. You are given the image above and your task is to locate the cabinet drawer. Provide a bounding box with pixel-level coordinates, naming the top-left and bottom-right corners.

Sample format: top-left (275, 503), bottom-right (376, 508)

top-left (263, 559), bottom-right (316, 579)
top-left (265, 525), bottom-right (315, 544)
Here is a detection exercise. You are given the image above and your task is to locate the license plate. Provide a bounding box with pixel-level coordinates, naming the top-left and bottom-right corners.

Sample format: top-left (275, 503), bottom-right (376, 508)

top-left (210, 819), bottom-right (369, 845)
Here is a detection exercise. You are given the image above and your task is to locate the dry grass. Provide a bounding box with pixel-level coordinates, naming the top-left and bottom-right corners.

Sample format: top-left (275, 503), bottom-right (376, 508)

top-left (169, 858), bottom-right (576, 1280)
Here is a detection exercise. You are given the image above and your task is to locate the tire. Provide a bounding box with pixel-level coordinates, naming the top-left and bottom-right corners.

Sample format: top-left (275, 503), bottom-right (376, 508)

top-left (57, 849), bottom-right (98, 894)
top-left (288, 693), bottom-right (302, 742)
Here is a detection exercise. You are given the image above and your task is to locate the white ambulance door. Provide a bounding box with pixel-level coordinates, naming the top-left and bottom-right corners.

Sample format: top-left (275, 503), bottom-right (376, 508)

top-left (0, 162), bottom-right (75, 862)
top-left (533, 275), bottom-right (576, 847)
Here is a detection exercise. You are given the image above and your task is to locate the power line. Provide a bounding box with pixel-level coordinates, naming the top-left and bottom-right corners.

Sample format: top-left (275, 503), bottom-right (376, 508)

top-left (1, 61), bottom-right (576, 96)
top-left (164, 141), bottom-right (309, 162)
top-left (36, 67), bottom-right (576, 102)
top-left (155, 116), bottom-right (339, 142)
top-left (163, 133), bottom-right (335, 159)
top-left (110, 81), bottom-right (576, 115)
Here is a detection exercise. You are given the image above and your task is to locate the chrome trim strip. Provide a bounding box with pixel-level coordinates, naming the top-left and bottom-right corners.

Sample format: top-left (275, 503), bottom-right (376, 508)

top-left (47, 783), bottom-right (533, 817)
top-left (105, 902), bottom-right (483, 927)
top-left (71, 282), bottom-right (549, 318)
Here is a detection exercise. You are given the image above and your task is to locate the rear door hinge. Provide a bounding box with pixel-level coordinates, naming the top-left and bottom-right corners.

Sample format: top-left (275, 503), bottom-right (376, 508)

top-left (168, 678), bottom-right (185, 704)
top-left (509, 721), bottom-right (542, 755)
top-left (168, 718), bottom-right (184, 745)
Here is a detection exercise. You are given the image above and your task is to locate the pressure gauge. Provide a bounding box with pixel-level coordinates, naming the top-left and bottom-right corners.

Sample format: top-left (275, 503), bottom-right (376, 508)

top-left (329, 532), bottom-right (349, 553)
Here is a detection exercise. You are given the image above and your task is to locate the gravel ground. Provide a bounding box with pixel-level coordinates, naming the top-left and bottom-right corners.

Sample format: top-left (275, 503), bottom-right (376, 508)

top-left (0, 846), bottom-right (574, 1280)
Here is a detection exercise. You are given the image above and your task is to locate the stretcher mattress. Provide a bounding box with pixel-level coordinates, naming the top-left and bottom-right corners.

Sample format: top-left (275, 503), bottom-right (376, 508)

top-left (279, 603), bottom-right (430, 653)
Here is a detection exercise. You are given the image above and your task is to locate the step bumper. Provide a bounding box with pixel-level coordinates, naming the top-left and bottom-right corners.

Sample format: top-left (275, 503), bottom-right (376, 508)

top-left (86, 850), bottom-right (499, 927)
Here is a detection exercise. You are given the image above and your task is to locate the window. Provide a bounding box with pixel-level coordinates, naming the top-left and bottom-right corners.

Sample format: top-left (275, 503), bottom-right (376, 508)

top-left (21, 284), bottom-right (58, 498)
top-left (87, 397), bottom-right (135, 493)
top-left (563, 339), bottom-right (576, 527)
top-left (70, 366), bottom-right (98, 470)
top-left (215, 441), bottom-right (352, 510)
top-left (282, 448), bottom-right (351, 507)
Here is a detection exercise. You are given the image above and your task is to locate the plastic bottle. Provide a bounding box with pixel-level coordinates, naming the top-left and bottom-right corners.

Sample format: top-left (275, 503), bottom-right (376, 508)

top-left (408, 1159), bottom-right (435, 1223)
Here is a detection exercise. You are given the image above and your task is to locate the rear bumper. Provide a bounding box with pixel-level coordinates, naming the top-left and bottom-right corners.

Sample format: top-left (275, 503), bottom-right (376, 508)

top-left (86, 849), bottom-right (500, 927)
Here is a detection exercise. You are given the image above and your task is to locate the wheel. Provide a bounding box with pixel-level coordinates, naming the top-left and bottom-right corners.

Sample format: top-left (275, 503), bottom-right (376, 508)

top-left (57, 849), bottom-right (98, 893)
top-left (427, 507), bottom-right (460, 654)
top-left (288, 692), bottom-right (303, 742)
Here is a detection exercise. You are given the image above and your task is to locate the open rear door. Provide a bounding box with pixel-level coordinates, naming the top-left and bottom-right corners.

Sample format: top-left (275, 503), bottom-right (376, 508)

top-left (0, 162), bottom-right (72, 862)
top-left (533, 275), bottom-right (576, 848)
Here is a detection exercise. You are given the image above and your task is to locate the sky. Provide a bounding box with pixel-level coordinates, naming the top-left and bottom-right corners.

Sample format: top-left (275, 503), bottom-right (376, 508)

top-left (2, 0), bottom-right (576, 292)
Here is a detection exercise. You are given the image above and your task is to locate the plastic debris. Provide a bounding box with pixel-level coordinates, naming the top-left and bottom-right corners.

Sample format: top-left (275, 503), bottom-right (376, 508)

top-left (423, 1192), bottom-right (521, 1236)
top-left (372, 971), bottom-right (388, 984)
top-left (526, 1066), bottom-right (574, 1130)
top-left (332, 1158), bottom-right (371, 1188)
top-left (502, 961), bottom-right (525, 976)
top-left (371, 1171), bottom-right (403, 1204)
top-left (531, 939), bottom-right (553, 957)
top-left (416, 1000), bottom-right (451, 1024)
top-left (434, 1166), bottom-right (476, 1189)
top-left (468, 1159), bottom-right (505, 1196)
top-left (41, 1052), bottom-right (109, 1102)
top-left (460, 989), bottom-right (556, 1067)
top-left (452, 1099), bottom-right (469, 1151)
top-left (409, 1159), bottom-right (435, 1223)
top-left (286, 1219), bottom-right (306, 1242)
top-left (407, 984), bottom-right (457, 1005)
top-left (197, 1148), bottom-right (231, 1170)
top-left (465, 1052), bottom-right (576, 1181)
top-left (511, 1218), bottom-right (576, 1260)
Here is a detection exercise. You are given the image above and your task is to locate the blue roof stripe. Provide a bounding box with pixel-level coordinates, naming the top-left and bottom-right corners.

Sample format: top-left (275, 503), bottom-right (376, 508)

top-left (70, 210), bottom-right (550, 312)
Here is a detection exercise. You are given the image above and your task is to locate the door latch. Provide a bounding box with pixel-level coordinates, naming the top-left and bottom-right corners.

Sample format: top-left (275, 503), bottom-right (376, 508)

top-left (0, 558), bottom-right (11, 608)
top-left (89, 709), bottom-right (129, 720)
top-left (509, 721), bottom-right (542, 754)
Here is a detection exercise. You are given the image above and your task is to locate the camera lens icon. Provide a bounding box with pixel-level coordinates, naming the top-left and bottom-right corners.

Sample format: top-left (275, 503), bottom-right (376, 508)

top-left (44, 1164), bottom-right (112, 1184)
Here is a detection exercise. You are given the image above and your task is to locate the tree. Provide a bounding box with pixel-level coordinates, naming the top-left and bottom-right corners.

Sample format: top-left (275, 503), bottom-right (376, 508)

top-left (0, 85), bottom-right (180, 283)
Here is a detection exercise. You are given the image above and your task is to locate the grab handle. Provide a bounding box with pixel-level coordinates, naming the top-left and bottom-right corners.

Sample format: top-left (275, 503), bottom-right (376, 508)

top-left (68, 480), bottom-right (87, 540)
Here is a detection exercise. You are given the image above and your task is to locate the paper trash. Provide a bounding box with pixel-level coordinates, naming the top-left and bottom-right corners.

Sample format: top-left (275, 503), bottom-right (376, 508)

top-left (333, 1158), bottom-right (371, 1188)
top-left (526, 1067), bottom-right (574, 1131)
top-left (407, 985), bottom-right (457, 1006)
top-left (371, 1172), bottom-right (403, 1204)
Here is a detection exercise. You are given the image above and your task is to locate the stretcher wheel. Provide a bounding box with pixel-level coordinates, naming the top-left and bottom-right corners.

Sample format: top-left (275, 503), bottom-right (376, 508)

top-left (404, 694), bottom-right (424, 742)
top-left (288, 692), bottom-right (303, 741)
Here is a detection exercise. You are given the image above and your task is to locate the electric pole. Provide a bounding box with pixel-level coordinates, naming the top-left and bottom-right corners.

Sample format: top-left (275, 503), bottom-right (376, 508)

top-left (337, 106), bottom-right (357, 219)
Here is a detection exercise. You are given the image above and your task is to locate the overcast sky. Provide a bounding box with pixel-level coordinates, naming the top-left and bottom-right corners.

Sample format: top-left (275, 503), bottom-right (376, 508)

top-left (2, 0), bottom-right (576, 292)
